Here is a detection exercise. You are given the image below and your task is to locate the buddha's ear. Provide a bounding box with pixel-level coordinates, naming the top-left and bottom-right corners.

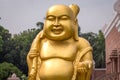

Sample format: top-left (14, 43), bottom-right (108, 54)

top-left (69, 4), bottom-right (80, 25)
top-left (69, 4), bottom-right (80, 19)
top-left (69, 4), bottom-right (80, 41)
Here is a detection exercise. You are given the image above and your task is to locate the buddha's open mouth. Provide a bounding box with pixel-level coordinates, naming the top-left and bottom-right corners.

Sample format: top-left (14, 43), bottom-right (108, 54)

top-left (51, 27), bottom-right (63, 34)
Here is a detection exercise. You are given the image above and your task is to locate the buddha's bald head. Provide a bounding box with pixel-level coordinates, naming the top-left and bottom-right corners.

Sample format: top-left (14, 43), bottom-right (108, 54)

top-left (43, 4), bottom-right (79, 41)
top-left (46, 4), bottom-right (75, 20)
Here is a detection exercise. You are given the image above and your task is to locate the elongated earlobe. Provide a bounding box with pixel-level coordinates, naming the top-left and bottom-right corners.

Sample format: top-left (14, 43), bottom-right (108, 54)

top-left (69, 4), bottom-right (80, 40)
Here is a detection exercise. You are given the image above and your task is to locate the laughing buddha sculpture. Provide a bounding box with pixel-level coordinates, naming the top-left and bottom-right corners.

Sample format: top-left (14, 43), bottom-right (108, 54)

top-left (27, 4), bottom-right (93, 80)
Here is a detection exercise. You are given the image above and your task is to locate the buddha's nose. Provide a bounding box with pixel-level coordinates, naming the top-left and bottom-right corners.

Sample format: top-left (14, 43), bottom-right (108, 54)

top-left (53, 18), bottom-right (60, 27)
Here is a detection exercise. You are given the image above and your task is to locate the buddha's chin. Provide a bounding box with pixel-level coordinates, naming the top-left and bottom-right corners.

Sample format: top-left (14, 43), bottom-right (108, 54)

top-left (46, 34), bottom-right (72, 41)
top-left (45, 32), bottom-right (71, 41)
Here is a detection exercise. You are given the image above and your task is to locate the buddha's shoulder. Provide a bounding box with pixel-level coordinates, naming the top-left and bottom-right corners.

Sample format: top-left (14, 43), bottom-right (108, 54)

top-left (77, 37), bottom-right (91, 49)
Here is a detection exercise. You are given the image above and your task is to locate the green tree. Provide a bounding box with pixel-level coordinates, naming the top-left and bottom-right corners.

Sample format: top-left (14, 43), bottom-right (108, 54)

top-left (0, 62), bottom-right (22, 80)
top-left (0, 23), bottom-right (44, 75)
top-left (0, 36), bottom-right (3, 52)
top-left (94, 30), bottom-right (105, 68)
top-left (4, 22), bottom-right (43, 74)
top-left (4, 28), bottom-right (39, 74)
top-left (36, 21), bottom-right (44, 30)
top-left (0, 25), bottom-right (11, 62)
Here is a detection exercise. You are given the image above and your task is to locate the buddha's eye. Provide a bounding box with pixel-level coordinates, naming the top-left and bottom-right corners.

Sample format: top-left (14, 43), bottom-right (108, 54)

top-left (60, 15), bottom-right (69, 20)
top-left (46, 16), bottom-right (55, 21)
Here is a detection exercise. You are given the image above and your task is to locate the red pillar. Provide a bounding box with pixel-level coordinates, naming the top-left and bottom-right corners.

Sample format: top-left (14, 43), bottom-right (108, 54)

top-left (110, 50), bottom-right (118, 73)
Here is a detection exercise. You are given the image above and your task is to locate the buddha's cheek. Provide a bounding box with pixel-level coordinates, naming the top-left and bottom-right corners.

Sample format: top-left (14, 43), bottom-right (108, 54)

top-left (39, 58), bottom-right (74, 80)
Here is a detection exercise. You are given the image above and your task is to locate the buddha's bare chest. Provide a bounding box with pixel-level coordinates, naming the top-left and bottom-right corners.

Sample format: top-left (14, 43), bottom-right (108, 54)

top-left (40, 41), bottom-right (78, 61)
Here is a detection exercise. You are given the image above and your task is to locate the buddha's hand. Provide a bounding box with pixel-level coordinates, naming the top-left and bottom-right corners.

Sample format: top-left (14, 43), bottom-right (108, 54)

top-left (29, 69), bottom-right (36, 80)
top-left (77, 61), bottom-right (92, 73)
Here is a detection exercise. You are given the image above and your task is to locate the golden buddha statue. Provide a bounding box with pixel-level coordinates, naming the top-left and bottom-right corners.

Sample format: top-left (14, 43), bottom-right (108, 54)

top-left (27, 4), bottom-right (93, 80)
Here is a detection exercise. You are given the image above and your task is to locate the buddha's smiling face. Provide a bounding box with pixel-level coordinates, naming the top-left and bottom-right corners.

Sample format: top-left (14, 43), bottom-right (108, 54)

top-left (43, 5), bottom-right (76, 41)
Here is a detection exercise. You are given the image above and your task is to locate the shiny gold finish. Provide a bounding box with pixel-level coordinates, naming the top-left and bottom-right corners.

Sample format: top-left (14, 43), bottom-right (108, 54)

top-left (27, 4), bottom-right (93, 80)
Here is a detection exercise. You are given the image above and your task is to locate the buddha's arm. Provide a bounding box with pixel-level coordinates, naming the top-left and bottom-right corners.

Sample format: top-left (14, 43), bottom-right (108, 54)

top-left (78, 49), bottom-right (93, 71)
top-left (27, 56), bottom-right (37, 80)
top-left (27, 43), bottom-right (39, 80)
top-left (76, 37), bottom-right (93, 80)
top-left (27, 31), bottom-right (43, 80)
top-left (77, 51), bottom-right (93, 80)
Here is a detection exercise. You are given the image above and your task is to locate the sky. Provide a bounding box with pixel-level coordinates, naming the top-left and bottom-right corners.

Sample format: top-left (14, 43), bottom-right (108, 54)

top-left (0, 0), bottom-right (116, 35)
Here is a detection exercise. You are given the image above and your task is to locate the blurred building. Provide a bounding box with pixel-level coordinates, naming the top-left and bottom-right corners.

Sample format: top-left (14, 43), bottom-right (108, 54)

top-left (7, 73), bottom-right (20, 80)
top-left (102, 0), bottom-right (120, 79)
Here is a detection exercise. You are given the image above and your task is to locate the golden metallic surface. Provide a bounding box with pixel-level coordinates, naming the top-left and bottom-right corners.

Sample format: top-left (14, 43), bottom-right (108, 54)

top-left (27, 4), bottom-right (93, 80)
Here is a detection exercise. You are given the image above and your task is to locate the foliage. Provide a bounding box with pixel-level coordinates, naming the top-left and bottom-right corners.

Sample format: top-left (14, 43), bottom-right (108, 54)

top-left (93, 30), bottom-right (105, 68)
top-left (0, 36), bottom-right (3, 52)
top-left (0, 25), bottom-right (11, 62)
top-left (36, 21), bottom-right (44, 30)
top-left (0, 22), bottom-right (43, 75)
top-left (6, 23), bottom-right (42, 74)
top-left (0, 62), bottom-right (22, 80)
top-left (21, 74), bottom-right (28, 80)
top-left (0, 25), bottom-right (11, 41)
top-left (4, 28), bottom-right (41, 74)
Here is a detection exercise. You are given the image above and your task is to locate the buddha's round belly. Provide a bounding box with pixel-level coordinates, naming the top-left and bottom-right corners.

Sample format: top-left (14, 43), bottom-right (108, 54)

top-left (39, 58), bottom-right (74, 80)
